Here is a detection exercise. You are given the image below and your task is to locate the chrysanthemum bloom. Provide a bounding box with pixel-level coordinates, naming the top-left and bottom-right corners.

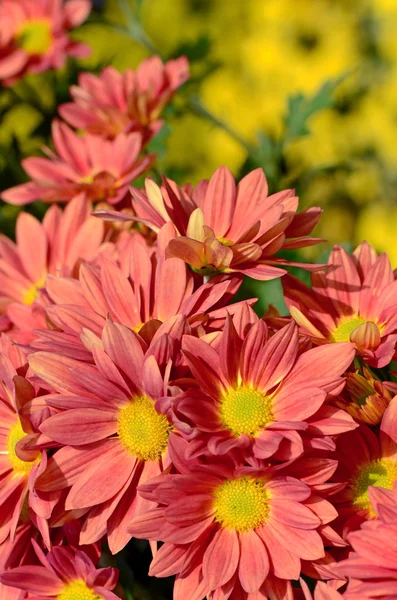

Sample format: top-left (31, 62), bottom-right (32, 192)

top-left (0, 545), bottom-right (120, 599)
top-left (128, 461), bottom-right (338, 600)
top-left (336, 483), bottom-right (397, 599)
top-left (334, 367), bottom-right (393, 426)
top-left (29, 320), bottom-right (180, 553)
top-left (0, 523), bottom-right (37, 600)
top-left (0, 194), bottom-right (109, 344)
top-left (283, 242), bottom-right (397, 368)
top-left (1, 121), bottom-right (153, 206)
top-left (96, 167), bottom-right (323, 280)
top-left (332, 397), bottom-right (397, 537)
top-left (174, 318), bottom-right (356, 461)
top-left (59, 56), bottom-right (189, 143)
top-left (0, 0), bottom-right (91, 86)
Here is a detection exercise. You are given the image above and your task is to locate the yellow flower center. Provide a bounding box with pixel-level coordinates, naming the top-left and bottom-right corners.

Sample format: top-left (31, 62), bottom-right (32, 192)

top-left (117, 396), bottom-right (171, 461)
top-left (58, 580), bottom-right (102, 600)
top-left (352, 458), bottom-right (397, 517)
top-left (220, 385), bottom-right (274, 436)
top-left (332, 316), bottom-right (370, 342)
top-left (217, 237), bottom-right (234, 246)
top-left (16, 20), bottom-right (52, 55)
top-left (7, 420), bottom-right (39, 475)
top-left (213, 477), bottom-right (271, 532)
top-left (23, 275), bottom-right (46, 305)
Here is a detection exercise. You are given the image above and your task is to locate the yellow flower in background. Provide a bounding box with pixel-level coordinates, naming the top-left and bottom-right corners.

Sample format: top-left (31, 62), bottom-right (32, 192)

top-left (357, 204), bottom-right (397, 267)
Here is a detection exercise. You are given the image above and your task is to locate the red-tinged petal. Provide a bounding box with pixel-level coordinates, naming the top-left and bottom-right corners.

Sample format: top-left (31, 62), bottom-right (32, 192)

top-left (273, 386), bottom-right (326, 421)
top-left (240, 320), bottom-right (268, 382)
top-left (100, 260), bottom-right (140, 328)
top-left (266, 477), bottom-right (310, 502)
top-left (254, 321), bottom-right (298, 390)
top-left (284, 207), bottom-right (322, 238)
top-left (149, 543), bottom-right (186, 577)
top-left (102, 320), bottom-right (144, 391)
top-left (350, 321), bottom-right (381, 351)
top-left (174, 564), bottom-right (209, 600)
top-left (381, 396), bottom-right (397, 446)
top-left (16, 213), bottom-right (47, 283)
top-left (155, 257), bottom-right (188, 322)
top-left (253, 430), bottom-right (283, 459)
top-left (257, 523), bottom-right (300, 580)
top-left (270, 499), bottom-right (321, 529)
top-left (28, 352), bottom-right (97, 397)
top-left (182, 335), bottom-right (226, 397)
top-left (229, 168), bottom-right (268, 240)
top-left (66, 443), bottom-right (136, 509)
top-left (0, 566), bottom-right (62, 593)
top-left (165, 495), bottom-right (214, 526)
top-left (166, 237), bottom-right (204, 269)
top-left (219, 314), bottom-right (242, 386)
top-left (36, 439), bottom-right (117, 491)
top-left (269, 519), bottom-right (325, 560)
top-left (237, 263), bottom-right (287, 281)
top-left (238, 530), bottom-right (269, 593)
top-left (285, 342), bottom-right (355, 389)
top-left (200, 166), bottom-right (236, 237)
top-left (127, 508), bottom-right (165, 539)
top-left (39, 408), bottom-right (117, 445)
top-left (203, 526), bottom-right (239, 590)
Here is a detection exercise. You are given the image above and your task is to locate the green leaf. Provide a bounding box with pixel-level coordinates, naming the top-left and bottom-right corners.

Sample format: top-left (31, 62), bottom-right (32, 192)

top-left (284, 74), bottom-right (347, 143)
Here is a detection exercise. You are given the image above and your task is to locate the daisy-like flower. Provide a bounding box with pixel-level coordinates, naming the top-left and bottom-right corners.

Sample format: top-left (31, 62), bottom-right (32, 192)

top-left (283, 242), bottom-right (397, 368)
top-left (128, 460), bottom-right (338, 600)
top-left (174, 318), bottom-right (356, 461)
top-left (0, 194), bottom-right (108, 344)
top-left (96, 166), bottom-right (323, 280)
top-left (0, 0), bottom-right (91, 86)
top-left (1, 121), bottom-right (153, 206)
top-left (334, 367), bottom-right (393, 426)
top-left (29, 321), bottom-right (179, 554)
top-left (59, 56), bottom-right (189, 143)
top-left (336, 483), bottom-right (397, 599)
top-left (0, 545), bottom-right (120, 599)
top-left (332, 397), bottom-right (397, 537)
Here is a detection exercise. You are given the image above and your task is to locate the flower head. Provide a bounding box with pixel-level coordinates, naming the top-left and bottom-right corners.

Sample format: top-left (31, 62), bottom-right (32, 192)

top-left (333, 397), bottom-right (397, 537)
top-left (29, 320), bottom-right (179, 553)
top-left (1, 122), bottom-right (153, 206)
top-left (96, 166), bottom-right (323, 280)
top-left (174, 316), bottom-right (356, 461)
top-left (59, 56), bottom-right (189, 142)
top-left (0, 0), bottom-right (91, 86)
top-left (128, 459), bottom-right (337, 599)
top-left (283, 242), bottom-right (397, 367)
top-left (0, 545), bottom-right (120, 599)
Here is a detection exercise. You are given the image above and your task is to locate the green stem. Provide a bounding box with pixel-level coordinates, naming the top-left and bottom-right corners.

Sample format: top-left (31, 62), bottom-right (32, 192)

top-left (117, 0), bottom-right (161, 56)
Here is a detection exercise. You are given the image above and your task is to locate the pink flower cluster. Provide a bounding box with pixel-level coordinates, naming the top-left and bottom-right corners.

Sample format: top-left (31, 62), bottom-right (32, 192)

top-left (0, 29), bottom-right (396, 600)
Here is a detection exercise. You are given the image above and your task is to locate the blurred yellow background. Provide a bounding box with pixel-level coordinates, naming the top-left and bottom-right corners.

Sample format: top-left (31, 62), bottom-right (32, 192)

top-left (2, 0), bottom-right (397, 262)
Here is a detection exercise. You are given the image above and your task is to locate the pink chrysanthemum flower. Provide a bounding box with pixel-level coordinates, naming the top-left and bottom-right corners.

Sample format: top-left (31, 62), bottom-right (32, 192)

top-left (0, 0), bottom-right (91, 86)
top-left (128, 461), bottom-right (338, 600)
top-left (96, 167), bottom-right (323, 280)
top-left (0, 545), bottom-right (120, 599)
top-left (173, 318), bottom-right (356, 461)
top-left (0, 194), bottom-right (108, 344)
top-left (1, 121), bottom-right (153, 206)
top-left (59, 56), bottom-right (189, 143)
top-left (0, 194), bottom-right (104, 307)
top-left (283, 242), bottom-right (397, 368)
top-left (29, 321), bottom-right (180, 553)
top-left (336, 483), bottom-right (397, 599)
top-left (333, 397), bottom-right (397, 537)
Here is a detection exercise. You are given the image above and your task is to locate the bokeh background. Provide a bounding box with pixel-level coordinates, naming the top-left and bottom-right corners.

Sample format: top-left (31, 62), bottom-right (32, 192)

top-left (2, 0), bottom-right (397, 264)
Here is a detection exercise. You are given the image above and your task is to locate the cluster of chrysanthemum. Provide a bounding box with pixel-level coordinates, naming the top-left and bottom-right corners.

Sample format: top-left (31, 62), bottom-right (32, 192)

top-left (1, 19), bottom-right (397, 599)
